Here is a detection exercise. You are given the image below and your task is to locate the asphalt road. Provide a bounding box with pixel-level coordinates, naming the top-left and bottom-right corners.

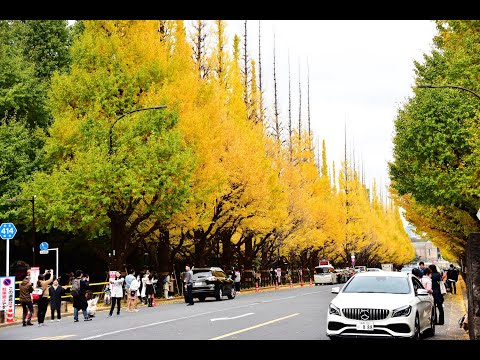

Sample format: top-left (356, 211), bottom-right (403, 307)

top-left (0, 285), bottom-right (337, 340)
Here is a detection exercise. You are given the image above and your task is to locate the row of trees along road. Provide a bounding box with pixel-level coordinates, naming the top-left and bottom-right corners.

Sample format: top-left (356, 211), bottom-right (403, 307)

top-left (1, 20), bottom-right (413, 276)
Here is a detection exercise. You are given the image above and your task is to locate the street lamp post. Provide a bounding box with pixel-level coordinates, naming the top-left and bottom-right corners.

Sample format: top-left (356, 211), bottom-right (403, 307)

top-left (107, 105), bottom-right (166, 270)
top-left (418, 84), bottom-right (480, 101)
top-left (108, 105), bottom-right (167, 156)
top-left (5, 196), bottom-right (36, 266)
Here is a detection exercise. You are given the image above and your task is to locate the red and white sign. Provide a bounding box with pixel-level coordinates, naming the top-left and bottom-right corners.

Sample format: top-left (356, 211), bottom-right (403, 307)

top-left (0, 276), bottom-right (16, 318)
top-left (29, 267), bottom-right (40, 286)
top-left (109, 271), bottom-right (116, 281)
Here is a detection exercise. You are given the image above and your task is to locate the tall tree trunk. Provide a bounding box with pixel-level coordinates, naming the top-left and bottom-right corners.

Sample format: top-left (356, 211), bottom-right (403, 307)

top-left (109, 211), bottom-right (129, 271)
top-left (157, 229), bottom-right (170, 274)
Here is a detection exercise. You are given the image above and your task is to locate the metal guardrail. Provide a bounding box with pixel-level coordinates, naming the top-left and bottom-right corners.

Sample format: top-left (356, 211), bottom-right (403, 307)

top-left (14, 281), bottom-right (109, 302)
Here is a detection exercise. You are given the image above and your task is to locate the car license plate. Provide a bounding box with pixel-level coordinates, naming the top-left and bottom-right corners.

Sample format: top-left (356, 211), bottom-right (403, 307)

top-left (357, 321), bottom-right (374, 331)
top-left (195, 281), bottom-right (204, 286)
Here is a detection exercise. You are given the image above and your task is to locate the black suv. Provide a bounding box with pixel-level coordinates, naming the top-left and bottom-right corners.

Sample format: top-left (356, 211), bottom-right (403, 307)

top-left (184, 267), bottom-right (236, 302)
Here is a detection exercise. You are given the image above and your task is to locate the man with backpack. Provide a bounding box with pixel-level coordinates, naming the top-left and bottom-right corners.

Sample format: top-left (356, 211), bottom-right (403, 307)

top-left (446, 264), bottom-right (459, 295)
top-left (71, 269), bottom-right (92, 322)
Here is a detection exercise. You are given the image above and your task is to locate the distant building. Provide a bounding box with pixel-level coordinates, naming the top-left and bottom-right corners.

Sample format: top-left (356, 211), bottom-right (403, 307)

top-left (405, 224), bottom-right (440, 263)
top-left (411, 239), bottom-right (440, 263)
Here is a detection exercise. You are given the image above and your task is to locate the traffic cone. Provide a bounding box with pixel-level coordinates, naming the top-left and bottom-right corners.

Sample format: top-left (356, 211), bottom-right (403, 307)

top-left (6, 306), bottom-right (14, 323)
top-left (152, 294), bottom-right (157, 307)
top-left (300, 277), bottom-right (304, 287)
top-left (309, 278), bottom-right (313, 286)
top-left (289, 279), bottom-right (293, 288)
top-left (255, 282), bottom-right (259, 292)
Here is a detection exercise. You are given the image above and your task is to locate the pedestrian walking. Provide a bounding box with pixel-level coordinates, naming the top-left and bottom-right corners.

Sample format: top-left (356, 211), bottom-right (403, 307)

top-left (72, 270), bottom-right (92, 322)
top-left (168, 272), bottom-right (175, 298)
top-left (446, 264), bottom-right (459, 295)
top-left (270, 268), bottom-right (276, 285)
top-left (36, 270), bottom-right (53, 327)
top-left (108, 271), bottom-right (124, 317)
top-left (418, 261), bottom-right (426, 277)
top-left (127, 274), bottom-right (141, 312)
top-left (184, 265), bottom-right (194, 306)
top-left (103, 283), bottom-right (111, 305)
top-left (420, 267), bottom-right (433, 294)
top-left (411, 267), bottom-right (422, 280)
top-left (49, 278), bottom-right (64, 322)
top-left (124, 269), bottom-right (135, 303)
top-left (145, 272), bottom-right (157, 307)
top-left (19, 275), bottom-right (34, 326)
top-left (234, 269), bottom-right (241, 292)
top-left (86, 290), bottom-right (98, 317)
top-left (140, 270), bottom-right (149, 305)
top-left (429, 264), bottom-right (445, 325)
top-left (163, 273), bottom-right (171, 299)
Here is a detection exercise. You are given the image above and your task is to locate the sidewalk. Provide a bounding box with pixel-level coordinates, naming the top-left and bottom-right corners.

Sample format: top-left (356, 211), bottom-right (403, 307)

top-left (426, 274), bottom-right (469, 340)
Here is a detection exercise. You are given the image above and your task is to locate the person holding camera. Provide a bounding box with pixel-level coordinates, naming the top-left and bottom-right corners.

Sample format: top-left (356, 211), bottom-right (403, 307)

top-left (36, 269), bottom-right (54, 327)
top-left (72, 269), bottom-right (92, 322)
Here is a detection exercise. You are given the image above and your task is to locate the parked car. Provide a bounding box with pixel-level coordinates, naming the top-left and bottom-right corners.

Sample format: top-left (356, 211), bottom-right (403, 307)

top-left (326, 271), bottom-right (435, 339)
top-left (184, 267), bottom-right (236, 302)
top-left (354, 266), bottom-right (367, 273)
top-left (367, 268), bottom-right (383, 272)
top-left (314, 264), bottom-right (338, 285)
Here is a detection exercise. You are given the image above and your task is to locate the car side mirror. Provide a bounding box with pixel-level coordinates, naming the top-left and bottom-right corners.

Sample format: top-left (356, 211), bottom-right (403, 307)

top-left (331, 287), bottom-right (340, 294)
top-left (417, 288), bottom-right (428, 296)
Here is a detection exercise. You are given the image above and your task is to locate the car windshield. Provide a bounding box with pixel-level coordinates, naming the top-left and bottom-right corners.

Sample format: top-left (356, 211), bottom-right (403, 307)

top-left (342, 276), bottom-right (411, 294)
top-left (192, 271), bottom-right (212, 280)
top-left (315, 267), bottom-right (331, 274)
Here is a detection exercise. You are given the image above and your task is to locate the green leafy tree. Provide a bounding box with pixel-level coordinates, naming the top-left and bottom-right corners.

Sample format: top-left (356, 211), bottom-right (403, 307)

top-left (390, 20), bottom-right (480, 262)
top-left (17, 20), bottom-right (196, 270)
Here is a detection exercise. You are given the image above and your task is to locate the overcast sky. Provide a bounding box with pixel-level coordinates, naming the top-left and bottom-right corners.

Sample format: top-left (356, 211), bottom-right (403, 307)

top-left (223, 20), bottom-right (438, 195)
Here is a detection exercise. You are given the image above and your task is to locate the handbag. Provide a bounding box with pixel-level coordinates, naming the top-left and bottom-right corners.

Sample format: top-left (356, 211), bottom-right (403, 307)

top-left (32, 287), bottom-right (43, 301)
top-left (439, 280), bottom-right (447, 295)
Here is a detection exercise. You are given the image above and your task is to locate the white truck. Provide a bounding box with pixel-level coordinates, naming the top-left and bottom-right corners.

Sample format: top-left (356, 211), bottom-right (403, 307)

top-left (381, 263), bottom-right (394, 272)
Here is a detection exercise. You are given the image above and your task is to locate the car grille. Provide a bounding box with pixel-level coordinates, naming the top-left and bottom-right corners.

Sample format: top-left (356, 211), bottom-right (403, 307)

top-left (342, 308), bottom-right (390, 320)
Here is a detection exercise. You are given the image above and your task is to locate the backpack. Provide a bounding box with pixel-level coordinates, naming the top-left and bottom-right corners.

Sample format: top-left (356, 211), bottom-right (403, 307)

top-left (163, 276), bottom-right (168, 285)
top-left (71, 278), bottom-right (81, 297)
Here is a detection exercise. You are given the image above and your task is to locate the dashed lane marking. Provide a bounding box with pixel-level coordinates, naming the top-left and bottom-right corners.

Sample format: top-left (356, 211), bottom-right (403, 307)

top-left (210, 312), bottom-right (255, 322)
top-left (209, 313), bottom-right (300, 340)
top-left (34, 335), bottom-right (76, 340)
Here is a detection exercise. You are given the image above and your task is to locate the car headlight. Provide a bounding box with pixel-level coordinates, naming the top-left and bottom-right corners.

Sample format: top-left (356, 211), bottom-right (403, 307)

top-left (329, 303), bottom-right (341, 316)
top-left (392, 305), bottom-right (412, 317)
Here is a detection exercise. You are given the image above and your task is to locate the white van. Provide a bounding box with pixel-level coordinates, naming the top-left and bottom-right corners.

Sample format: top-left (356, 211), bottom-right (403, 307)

top-left (314, 264), bottom-right (337, 285)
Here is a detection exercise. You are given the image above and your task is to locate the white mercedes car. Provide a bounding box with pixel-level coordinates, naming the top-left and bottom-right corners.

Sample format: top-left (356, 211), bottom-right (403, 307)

top-left (326, 271), bottom-right (435, 339)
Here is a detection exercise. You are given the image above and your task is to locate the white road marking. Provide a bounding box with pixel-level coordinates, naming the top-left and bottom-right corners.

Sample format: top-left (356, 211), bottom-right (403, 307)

top-left (34, 334), bottom-right (76, 340)
top-left (210, 313), bottom-right (300, 340)
top-left (210, 312), bottom-right (254, 322)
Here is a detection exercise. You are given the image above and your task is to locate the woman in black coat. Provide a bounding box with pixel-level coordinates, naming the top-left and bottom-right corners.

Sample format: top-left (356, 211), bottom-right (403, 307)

top-left (49, 279), bottom-right (65, 321)
top-left (428, 264), bottom-right (444, 325)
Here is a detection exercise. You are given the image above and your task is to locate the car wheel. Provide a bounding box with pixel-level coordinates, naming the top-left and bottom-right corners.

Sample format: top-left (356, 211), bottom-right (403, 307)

top-left (424, 307), bottom-right (436, 337)
top-left (411, 314), bottom-right (420, 340)
top-left (215, 287), bottom-right (223, 301)
top-left (198, 296), bottom-right (206, 302)
top-left (227, 287), bottom-right (236, 299)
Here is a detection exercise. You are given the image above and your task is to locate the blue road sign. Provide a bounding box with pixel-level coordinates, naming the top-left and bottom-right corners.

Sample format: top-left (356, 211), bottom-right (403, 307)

top-left (39, 242), bottom-right (49, 251)
top-left (0, 223), bottom-right (17, 240)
